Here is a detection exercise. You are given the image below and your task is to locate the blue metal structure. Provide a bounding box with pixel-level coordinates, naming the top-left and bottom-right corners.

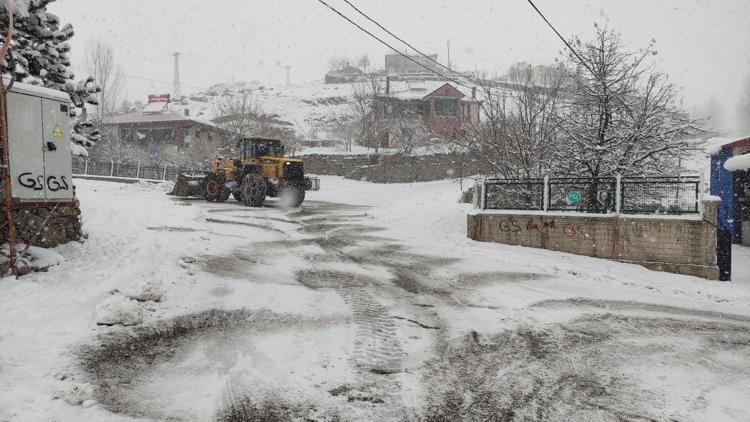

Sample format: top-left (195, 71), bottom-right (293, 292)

top-left (710, 136), bottom-right (750, 281)
top-left (711, 147), bottom-right (738, 242)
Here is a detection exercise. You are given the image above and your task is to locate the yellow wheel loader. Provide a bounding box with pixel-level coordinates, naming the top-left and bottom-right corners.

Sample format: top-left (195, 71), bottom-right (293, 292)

top-left (189, 136), bottom-right (319, 207)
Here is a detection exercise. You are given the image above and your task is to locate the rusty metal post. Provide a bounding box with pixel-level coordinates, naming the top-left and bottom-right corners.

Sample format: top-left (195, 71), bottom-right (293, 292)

top-left (0, 83), bottom-right (17, 277)
top-left (0, 0), bottom-right (17, 277)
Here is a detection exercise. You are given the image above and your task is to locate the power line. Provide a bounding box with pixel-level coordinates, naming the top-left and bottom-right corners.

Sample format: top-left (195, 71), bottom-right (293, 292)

top-left (72, 65), bottom-right (211, 92)
top-left (524, 0), bottom-right (598, 81)
top-left (524, 0), bottom-right (635, 117)
top-left (314, 0), bottom-right (468, 87)
top-left (341, 0), bottom-right (474, 85)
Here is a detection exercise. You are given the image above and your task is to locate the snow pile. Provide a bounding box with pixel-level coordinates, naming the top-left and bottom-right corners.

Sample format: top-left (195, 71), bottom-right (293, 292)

top-left (725, 153), bottom-right (750, 171)
top-left (57, 381), bottom-right (94, 406)
top-left (19, 246), bottom-right (64, 269)
top-left (136, 179), bottom-right (174, 192)
top-left (0, 245), bottom-right (64, 275)
top-left (124, 280), bottom-right (165, 302)
top-left (705, 137), bottom-right (736, 156)
top-left (70, 142), bottom-right (88, 157)
top-left (94, 295), bottom-right (143, 326)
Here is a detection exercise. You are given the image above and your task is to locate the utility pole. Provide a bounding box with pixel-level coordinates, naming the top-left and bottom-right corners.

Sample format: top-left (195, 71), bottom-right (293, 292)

top-left (170, 52), bottom-right (181, 99)
top-left (283, 65), bottom-right (291, 86)
top-left (0, 0), bottom-right (17, 278)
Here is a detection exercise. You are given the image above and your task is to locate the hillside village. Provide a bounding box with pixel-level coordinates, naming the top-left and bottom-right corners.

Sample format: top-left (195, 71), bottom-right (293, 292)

top-left (0, 1), bottom-right (749, 422)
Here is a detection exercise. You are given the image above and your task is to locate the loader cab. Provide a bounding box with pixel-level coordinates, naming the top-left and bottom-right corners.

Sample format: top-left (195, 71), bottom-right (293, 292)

top-left (241, 137), bottom-right (283, 160)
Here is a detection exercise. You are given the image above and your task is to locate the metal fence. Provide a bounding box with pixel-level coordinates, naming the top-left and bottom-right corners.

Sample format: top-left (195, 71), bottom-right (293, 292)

top-left (478, 175), bottom-right (702, 215)
top-left (621, 176), bottom-right (701, 214)
top-left (547, 177), bottom-right (617, 213)
top-left (71, 157), bottom-right (191, 181)
top-left (484, 179), bottom-right (545, 210)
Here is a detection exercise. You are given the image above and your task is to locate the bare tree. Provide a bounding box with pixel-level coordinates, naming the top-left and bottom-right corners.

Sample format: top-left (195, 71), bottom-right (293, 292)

top-left (212, 88), bottom-right (259, 137)
top-left (328, 56), bottom-right (350, 72)
top-left (90, 136), bottom-right (149, 163)
top-left (452, 66), bottom-right (563, 178)
top-left (552, 24), bottom-right (704, 178)
top-left (349, 76), bottom-right (384, 152)
top-left (331, 115), bottom-right (357, 152)
top-left (357, 54), bottom-right (371, 73)
top-left (383, 109), bottom-right (430, 155)
top-left (83, 39), bottom-right (125, 125)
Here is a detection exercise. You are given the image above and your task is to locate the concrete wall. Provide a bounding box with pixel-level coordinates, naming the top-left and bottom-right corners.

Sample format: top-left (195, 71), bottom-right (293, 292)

top-left (301, 153), bottom-right (495, 183)
top-left (467, 200), bottom-right (720, 279)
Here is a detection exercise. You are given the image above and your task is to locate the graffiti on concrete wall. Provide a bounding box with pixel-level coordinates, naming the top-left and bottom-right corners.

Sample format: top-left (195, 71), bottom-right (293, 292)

top-left (498, 217), bottom-right (588, 241)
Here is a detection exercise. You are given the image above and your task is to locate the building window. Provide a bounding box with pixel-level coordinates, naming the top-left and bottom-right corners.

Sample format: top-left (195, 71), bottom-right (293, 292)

top-left (179, 128), bottom-right (191, 144)
top-left (118, 127), bottom-right (134, 142)
top-left (434, 98), bottom-right (458, 117)
top-left (463, 103), bottom-right (471, 120)
top-left (137, 128), bottom-right (174, 145)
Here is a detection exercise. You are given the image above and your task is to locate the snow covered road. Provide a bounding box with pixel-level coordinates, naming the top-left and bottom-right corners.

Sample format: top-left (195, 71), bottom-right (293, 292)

top-left (1, 177), bottom-right (749, 421)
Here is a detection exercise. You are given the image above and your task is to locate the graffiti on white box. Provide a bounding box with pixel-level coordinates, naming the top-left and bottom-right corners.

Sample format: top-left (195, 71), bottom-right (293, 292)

top-left (17, 172), bottom-right (70, 192)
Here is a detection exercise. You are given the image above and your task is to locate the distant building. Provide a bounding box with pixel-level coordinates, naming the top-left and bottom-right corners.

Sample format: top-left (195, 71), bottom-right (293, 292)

top-left (373, 80), bottom-right (481, 146)
top-left (325, 65), bottom-right (365, 84)
top-left (103, 94), bottom-right (233, 156)
top-left (385, 53), bottom-right (440, 75)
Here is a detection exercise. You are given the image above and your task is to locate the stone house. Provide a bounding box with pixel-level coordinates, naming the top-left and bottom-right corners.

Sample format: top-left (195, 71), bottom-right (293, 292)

top-left (373, 80), bottom-right (482, 146)
top-left (102, 95), bottom-right (233, 159)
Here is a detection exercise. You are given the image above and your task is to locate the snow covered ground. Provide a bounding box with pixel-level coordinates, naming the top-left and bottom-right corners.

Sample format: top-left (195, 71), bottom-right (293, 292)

top-left (0, 176), bottom-right (748, 421)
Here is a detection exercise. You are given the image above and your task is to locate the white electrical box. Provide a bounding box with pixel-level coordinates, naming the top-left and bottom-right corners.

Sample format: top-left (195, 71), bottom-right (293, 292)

top-left (6, 81), bottom-right (73, 203)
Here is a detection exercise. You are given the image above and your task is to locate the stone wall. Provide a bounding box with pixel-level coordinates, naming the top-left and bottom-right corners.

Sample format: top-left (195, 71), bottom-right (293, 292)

top-left (0, 202), bottom-right (83, 248)
top-left (467, 200), bottom-right (720, 279)
top-left (301, 153), bottom-right (496, 183)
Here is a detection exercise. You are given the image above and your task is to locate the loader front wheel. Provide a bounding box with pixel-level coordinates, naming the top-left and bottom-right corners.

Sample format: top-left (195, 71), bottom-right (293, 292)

top-left (241, 173), bottom-right (266, 207)
top-left (204, 174), bottom-right (222, 202)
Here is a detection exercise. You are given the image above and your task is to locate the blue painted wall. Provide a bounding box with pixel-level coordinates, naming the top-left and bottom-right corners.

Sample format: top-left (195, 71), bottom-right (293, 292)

top-left (711, 148), bottom-right (739, 243)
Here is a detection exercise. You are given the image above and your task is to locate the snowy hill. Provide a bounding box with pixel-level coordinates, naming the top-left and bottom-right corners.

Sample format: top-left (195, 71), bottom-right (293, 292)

top-left (168, 81), bottom-right (356, 139)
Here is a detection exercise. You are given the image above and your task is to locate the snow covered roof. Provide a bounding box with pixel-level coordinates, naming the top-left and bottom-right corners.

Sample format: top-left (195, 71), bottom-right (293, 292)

top-left (4, 77), bottom-right (70, 102)
top-left (725, 153), bottom-right (750, 172)
top-left (385, 80), bottom-right (479, 101)
top-left (707, 136), bottom-right (750, 155)
top-left (104, 108), bottom-right (222, 130)
top-left (142, 101), bottom-right (169, 114)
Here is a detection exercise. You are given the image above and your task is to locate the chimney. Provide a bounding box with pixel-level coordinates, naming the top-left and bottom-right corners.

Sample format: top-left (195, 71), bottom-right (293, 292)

top-left (385, 76), bottom-right (390, 95)
top-left (184, 108), bottom-right (190, 117)
top-left (472, 86), bottom-right (476, 99)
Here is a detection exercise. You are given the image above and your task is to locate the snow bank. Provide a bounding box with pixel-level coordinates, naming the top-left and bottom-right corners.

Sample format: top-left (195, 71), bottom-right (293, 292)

top-left (124, 280), bottom-right (165, 302)
top-left (135, 179), bottom-right (174, 192)
top-left (94, 295), bottom-right (143, 326)
top-left (725, 154), bottom-right (750, 171)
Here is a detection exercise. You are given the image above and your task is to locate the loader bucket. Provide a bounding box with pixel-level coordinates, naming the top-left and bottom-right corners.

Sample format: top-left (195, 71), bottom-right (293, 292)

top-left (168, 172), bottom-right (206, 197)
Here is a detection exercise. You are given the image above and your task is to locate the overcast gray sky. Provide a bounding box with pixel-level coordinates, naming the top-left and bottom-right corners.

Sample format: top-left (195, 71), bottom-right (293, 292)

top-left (50, 0), bottom-right (750, 134)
